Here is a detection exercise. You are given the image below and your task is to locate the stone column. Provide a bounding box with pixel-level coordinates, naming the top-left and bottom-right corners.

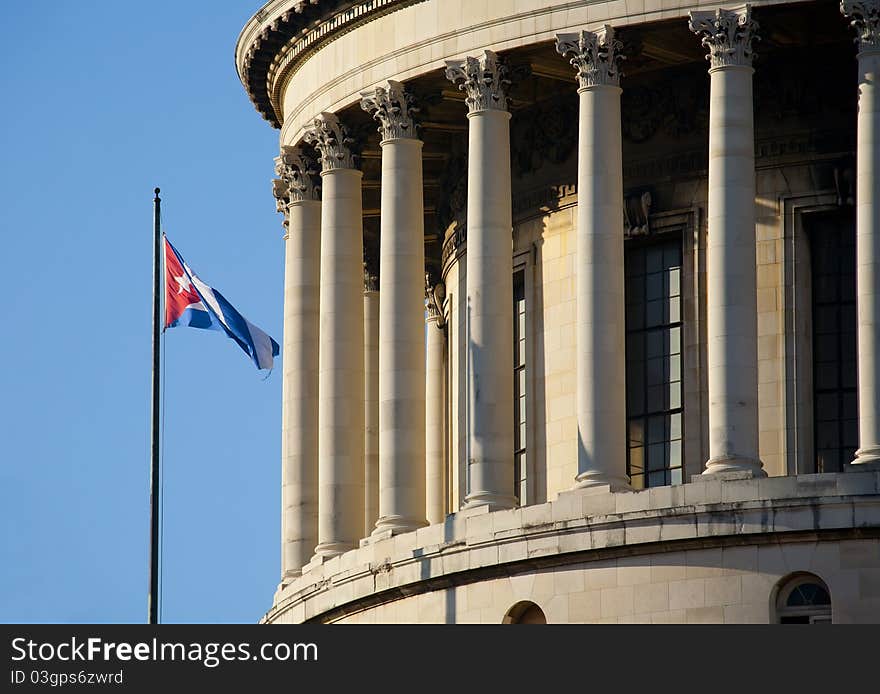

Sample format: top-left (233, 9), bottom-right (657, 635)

top-left (303, 113), bottom-right (365, 557)
top-left (272, 146), bottom-right (321, 584)
top-left (445, 51), bottom-right (516, 510)
top-left (363, 261), bottom-right (379, 531)
top-left (689, 6), bottom-right (765, 478)
top-left (842, 0), bottom-right (880, 466)
top-left (556, 27), bottom-right (630, 490)
top-left (361, 81), bottom-right (428, 534)
top-left (425, 278), bottom-right (447, 524)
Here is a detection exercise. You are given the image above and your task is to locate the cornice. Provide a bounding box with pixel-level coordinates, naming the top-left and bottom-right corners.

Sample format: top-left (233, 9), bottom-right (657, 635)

top-left (236, 0), bottom-right (426, 129)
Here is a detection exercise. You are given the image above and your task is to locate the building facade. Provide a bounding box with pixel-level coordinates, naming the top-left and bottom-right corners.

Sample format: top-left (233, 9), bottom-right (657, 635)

top-left (238, 0), bottom-right (880, 623)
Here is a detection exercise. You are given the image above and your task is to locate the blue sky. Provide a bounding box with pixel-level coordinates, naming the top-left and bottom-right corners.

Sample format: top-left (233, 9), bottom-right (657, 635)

top-left (0, 2), bottom-right (284, 622)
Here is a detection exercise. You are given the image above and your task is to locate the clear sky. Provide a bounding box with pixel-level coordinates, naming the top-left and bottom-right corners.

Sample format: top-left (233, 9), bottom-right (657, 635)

top-left (0, 1), bottom-right (284, 623)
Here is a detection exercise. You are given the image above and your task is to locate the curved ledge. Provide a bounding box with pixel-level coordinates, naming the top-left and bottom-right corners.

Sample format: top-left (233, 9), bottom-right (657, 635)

top-left (236, 0), bottom-right (421, 128)
top-left (263, 470), bottom-right (880, 623)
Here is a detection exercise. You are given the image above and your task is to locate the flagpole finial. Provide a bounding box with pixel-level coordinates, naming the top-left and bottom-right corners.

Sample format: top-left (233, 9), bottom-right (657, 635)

top-left (154, 187), bottom-right (160, 199)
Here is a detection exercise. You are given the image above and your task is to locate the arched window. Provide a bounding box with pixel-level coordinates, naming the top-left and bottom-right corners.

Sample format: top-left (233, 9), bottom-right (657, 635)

top-left (503, 601), bottom-right (547, 624)
top-left (775, 573), bottom-right (832, 624)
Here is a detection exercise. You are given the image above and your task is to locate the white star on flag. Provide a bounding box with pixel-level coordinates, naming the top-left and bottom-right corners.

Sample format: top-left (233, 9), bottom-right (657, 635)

top-left (174, 273), bottom-right (192, 295)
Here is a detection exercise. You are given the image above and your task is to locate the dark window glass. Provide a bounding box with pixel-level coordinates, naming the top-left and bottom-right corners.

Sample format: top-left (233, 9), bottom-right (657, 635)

top-left (807, 211), bottom-right (857, 472)
top-left (625, 237), bottom-right (683, 489)
top-left (513, 270), bottom-right (526, 503)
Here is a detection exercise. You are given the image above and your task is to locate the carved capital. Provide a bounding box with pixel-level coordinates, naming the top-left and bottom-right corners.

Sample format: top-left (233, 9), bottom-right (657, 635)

top-left (444, 51), bottom-right (510, 113)
top-left (363, 260), bottom-right (378, 292)
top-left (360, 80), bottom-right (420, 141)
top-left (425, 274), bottom-right (446, 327)
top-left (689, 5), bottom-right (759, 70)
top-left (842, 1), bottom-right (880, 53)
top-left (555, 26), bottom-right (623, 89)
top-left (271, 178), bottom-right (289, 215)
top-left (274, 145), bottom-right (320, 205)
top-left (302, 112), bottom-right (358, 171)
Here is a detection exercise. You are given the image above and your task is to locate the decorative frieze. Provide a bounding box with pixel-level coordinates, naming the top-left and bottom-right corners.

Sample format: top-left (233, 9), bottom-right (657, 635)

top-left (555, 25), bottom-right (623, 89)
top-left (360, 80), bottom-right (420, 141)
top-left (842, 1), bottom-right (880, 52)
top-left (688, 5), bottom-right (759, 69)
top-left (274, 145), bottom-right (321, 204)
top-left (444, 50), bottom-right (510, 113)
top-left (303, 112), bottom-right (358, 171)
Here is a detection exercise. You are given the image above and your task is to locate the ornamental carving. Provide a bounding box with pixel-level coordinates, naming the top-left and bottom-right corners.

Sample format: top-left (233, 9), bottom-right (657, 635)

top-left (425, 274), bottom-right (446, 327)
top-left (623, 191), bottom-right (653, 238)
top-left (272, 178), bottom-right (290, 215)
top-left (274, 145), bottom-right (321, 204)
top-left (360, 80), bottom-right (420, 141)
top-left (555, 25), bottom-right (624, 89)
top-left (511, 95), bottom-right (577, 176)
top-left (303, 112), bottom-right (359, 171)
top-left (688, 5), bottom-right (759, 69)
top-left (363, 247), bottom-right (379, 292)
top-left (841, 1), bottom-right (880, 51)
top-left (444, 51), bottom-right (510, 113)
top-left (436, 135), bottom-right (468, 231)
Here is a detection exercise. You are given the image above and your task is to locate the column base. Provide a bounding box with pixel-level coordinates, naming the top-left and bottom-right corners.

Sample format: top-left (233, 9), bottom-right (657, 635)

top-left (462, 491), bottom-right (518, 512)
top-left (313, 541), bottom-right (356, 559)
top-left (701, 454), bottom-right (766, 479)
top-left (846, 446), bottom-right (880, 472)
top-left (371, 515), bottom-right (429, 538)
top-left (574, 470), bottom-right (632, 491)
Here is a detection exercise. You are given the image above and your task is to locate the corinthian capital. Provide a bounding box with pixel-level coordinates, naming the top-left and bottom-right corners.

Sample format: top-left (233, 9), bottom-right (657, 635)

top-left (689, 5), bottom-right (759, 70)
top-left (302, 112), bottom-right (358, 171)
top-left (425, 274), bottom-right (446, 326)
top-left (274, 145), bottom-right (320, 204)
top-left (842, 1), bottom-right (880, 52)
top-left (555, 26), bottom-right (623, 89)
top-left (360, 81), bottom-right (420, 141)
top-left (444, 51), bottom-right (510, 113)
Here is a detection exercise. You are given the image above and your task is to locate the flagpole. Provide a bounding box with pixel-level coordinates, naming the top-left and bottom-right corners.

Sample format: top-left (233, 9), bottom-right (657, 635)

top-left (149, 187), bottom-right (162, 624)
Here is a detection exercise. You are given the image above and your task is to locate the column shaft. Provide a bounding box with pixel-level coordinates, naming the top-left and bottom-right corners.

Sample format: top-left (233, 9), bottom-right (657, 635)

top-left (316, 168), bottom-right (366, 556)
top-left (364, 286), bottom-right (379, 530)
top-left (280, 200), bottom-right (321, 580)
top-left (575, 83), bottom-right (629, 489)
top-left (689, 7), bottom-right (764, 477)
top-left (854, 46), bottom-right (880, 464)
top-left (375, 138), bottom-right (428, 533)
top-left (704, 64), bottom-right (762, 475)
top-left (425, 313), bottom-right (446, 524)
top-left (464, 108), bottom-right (516, 509)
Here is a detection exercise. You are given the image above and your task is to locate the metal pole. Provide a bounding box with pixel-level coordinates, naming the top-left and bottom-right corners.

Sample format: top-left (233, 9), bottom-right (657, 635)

top-left (149, 187), bottom-right (162, 624)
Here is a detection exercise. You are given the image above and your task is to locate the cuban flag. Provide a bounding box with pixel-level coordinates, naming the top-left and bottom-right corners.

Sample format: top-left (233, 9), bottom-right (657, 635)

top-left (164, 236), bottom-right (279, 371)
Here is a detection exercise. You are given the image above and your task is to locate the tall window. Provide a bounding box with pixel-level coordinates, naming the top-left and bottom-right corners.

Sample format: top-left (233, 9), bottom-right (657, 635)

top-left (625, 239), bottom-right (683, 489)
top-left (513, 269), bottom-right (527, 503)
top-left (807, 211), bottom-right (857, 473)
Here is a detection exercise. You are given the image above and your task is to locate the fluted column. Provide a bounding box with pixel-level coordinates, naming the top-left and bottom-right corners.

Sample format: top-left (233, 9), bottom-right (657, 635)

top-left (361, 81), bottom-right (428, 534)
top-left (363, 261), bottom-right (379, 531)
top-left (843, 0), bottom-right (880, 466)
top-left (303, 113), bottom-right (365, 557)
top-left (446, 51), bottom-right (516, 510)
top-left (557, 26), bottom-right (630, 490)
top-left (273, 146), bottom-right (321, 583)
top-left (425, 278), bottom-right (447, 524)
top-left (689, 6), bottom-right (765, 478)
